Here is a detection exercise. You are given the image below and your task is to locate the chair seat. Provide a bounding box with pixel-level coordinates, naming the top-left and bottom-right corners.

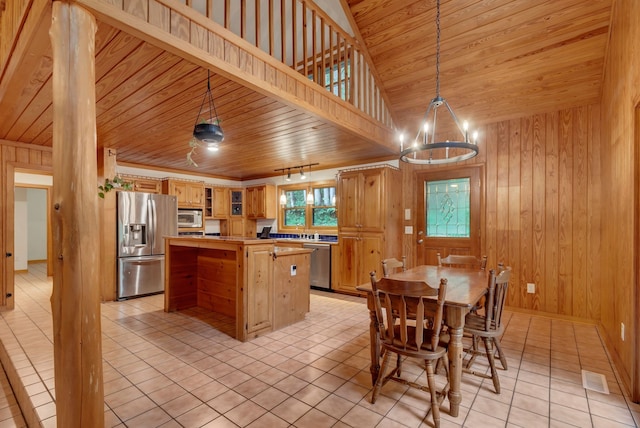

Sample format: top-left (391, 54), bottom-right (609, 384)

top-left (464, 313), bottom-right (503, 338)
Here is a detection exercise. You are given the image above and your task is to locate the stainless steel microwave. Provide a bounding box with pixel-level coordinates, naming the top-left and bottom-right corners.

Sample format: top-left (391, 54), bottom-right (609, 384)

top-left (177, 209), bottom-right (203, 228)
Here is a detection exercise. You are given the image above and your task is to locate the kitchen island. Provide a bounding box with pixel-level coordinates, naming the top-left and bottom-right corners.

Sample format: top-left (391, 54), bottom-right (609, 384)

top-left (164, 236), bottom-right (312, 341)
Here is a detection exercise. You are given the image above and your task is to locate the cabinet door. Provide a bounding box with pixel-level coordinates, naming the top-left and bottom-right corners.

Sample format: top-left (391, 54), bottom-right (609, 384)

top-left (334, 234), bottom-right (359, 293)
top-left (133, 178), bottom-right (161, 193)
top-left (360, 169), bottom-right (384, 231)
top-left (228, 218), bottom-right (245, 236)
top-left (246, 187), bottom-right (258, 219)
top-left (171, 181), bottom-right (189, 206)
top-left (359, 233), bottom-right (383, 280)
top-left (188, 183), bottom-right (204, 207)
top-left (246, 245), bottom-right (273, 335)
top-left (212, 188), bottom-right (228, 218)
top-left (337, 172), bottom-right (360, 231)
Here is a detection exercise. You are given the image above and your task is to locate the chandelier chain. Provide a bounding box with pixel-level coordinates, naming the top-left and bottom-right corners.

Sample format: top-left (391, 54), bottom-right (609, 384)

top-left (435, 0), bottom-right (441, 97)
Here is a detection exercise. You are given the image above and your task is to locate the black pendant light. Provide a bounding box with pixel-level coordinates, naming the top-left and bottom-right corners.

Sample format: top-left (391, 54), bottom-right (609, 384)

top-left (193, 70), bottom-right (224, 149)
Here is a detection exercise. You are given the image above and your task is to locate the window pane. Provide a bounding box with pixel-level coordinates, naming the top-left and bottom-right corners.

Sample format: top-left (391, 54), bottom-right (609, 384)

top-left (425, 178), bottom-right (470, 238)
top-left (313, 187), bottom-right (335, 207)
top-left (285, 189), bottom-right (306, 207)
top-left (284, 208), bottom-right (306, 226)
top-left (312, 208), bottom-right (337, 226)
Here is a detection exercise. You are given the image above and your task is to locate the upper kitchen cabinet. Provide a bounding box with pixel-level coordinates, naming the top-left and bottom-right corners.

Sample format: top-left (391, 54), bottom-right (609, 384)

top-left (204, 186), bottom-right (229, 219)
top-left (162, 179), bottom-right (205, 208)
top-left (120, 175), bottom-right (162, 194)
top-left (246, 184), bottom-right (276, 219)
top-left (337, 167), bottom-right (390, 233)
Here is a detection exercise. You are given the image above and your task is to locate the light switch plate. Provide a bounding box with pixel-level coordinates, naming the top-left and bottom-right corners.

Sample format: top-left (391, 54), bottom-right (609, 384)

top-left (527, 283), bottom-right (535, 293)
top-left (290, 265), bottom-right (297, 276)
top-left (404, 208), bottom-right (411, 220)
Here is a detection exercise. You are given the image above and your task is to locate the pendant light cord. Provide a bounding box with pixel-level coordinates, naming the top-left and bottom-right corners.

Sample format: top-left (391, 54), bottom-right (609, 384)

top-left (435, 0), bottom-right (441, 98)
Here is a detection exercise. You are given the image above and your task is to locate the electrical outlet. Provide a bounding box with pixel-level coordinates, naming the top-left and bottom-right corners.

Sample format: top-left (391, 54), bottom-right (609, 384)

top-left (621, 323), bottom-right (625, 341)
top-left (527, 283), bottom-right (535, 294)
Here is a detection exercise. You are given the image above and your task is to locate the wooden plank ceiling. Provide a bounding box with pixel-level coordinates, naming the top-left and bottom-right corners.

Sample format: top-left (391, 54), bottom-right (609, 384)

top-left (347, 0), bottom-right (612, 136)
top-left (0, 0), bottom-right (612, 180)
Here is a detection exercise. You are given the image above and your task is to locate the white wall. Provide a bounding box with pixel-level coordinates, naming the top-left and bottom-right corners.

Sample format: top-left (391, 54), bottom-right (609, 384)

top-left (14, 188), bottom-right (28, 271)
top-left (27, 189), bottom-right (47, 261)
top-left (14, 173), bottom-right (52, 270)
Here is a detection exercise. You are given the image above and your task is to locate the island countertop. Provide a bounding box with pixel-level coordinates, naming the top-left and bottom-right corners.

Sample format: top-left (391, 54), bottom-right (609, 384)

top-left (167, 235), bottom-right (276, 244)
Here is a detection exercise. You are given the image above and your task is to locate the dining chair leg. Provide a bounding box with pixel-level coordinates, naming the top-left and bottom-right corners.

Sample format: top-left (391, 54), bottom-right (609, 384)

top-left (494, 338), bottom-right (508, 370)
top-left (425, 360), bottom-right (440, 428)
top-left (466, 334), bottom-right (480, 368)
top-left (372, 351), bottom-right (392, 403)
top-left (483, 337), bottom-right (500, 394)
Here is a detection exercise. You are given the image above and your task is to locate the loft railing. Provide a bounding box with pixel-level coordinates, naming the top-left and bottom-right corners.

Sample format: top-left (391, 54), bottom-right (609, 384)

top-left (179, 0), bottom-right (393, 127)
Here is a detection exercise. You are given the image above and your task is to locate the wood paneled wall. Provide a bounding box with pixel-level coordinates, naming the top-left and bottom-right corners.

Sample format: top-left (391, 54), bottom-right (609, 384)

top-left (0, 140), bottom-right (53, 308)
top-left (401, 104), bottom-right (601, 321)
top-left (599, 0), bottom-right (640, 400)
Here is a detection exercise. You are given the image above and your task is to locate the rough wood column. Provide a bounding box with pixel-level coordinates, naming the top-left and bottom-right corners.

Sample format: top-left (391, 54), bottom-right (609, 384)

top-left (50, 2), bottom-right (104, 426)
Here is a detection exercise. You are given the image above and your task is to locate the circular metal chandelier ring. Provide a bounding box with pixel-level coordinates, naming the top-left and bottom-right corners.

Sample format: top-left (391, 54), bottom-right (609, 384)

top-left (399, 141), bottom-right (479, 165)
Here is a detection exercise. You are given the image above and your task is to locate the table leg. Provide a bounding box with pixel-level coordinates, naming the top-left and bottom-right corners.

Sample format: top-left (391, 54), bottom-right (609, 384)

top-left (446, 307), bottom-right (466, 418)
top-left (365, 293), bottom-right (380, 386)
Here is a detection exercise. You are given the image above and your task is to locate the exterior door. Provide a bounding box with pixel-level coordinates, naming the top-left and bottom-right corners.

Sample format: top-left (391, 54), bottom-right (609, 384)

top-left (416, 166), bottom-right (482, 266)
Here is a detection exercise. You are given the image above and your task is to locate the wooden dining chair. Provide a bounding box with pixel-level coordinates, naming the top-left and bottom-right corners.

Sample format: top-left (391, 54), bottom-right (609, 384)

top-left (381, 256), bottom-right (406, 277)
top-left (462, 267), bottom-right (512, 393)
top-left (437, 252), bottom-right (487, 270)
top-left (369, 272), bottom-right (449, 428)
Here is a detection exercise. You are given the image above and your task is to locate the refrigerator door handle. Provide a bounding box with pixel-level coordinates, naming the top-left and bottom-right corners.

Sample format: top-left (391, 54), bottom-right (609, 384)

top-left (148, 198), bottom-right (156, 250)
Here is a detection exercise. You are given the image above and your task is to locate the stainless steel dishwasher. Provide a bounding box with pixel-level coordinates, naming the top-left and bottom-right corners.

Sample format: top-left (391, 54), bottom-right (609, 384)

top-left (303, 243), bottom-right (331, 290)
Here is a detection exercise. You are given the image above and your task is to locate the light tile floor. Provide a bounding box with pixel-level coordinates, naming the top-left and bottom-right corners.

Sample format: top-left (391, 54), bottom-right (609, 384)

top-left (0, 263), bottom-right (639, 427)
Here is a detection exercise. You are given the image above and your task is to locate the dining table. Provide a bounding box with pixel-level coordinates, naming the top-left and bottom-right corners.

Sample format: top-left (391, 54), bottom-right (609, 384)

top-left (356, 264), bottom-right (489, 417)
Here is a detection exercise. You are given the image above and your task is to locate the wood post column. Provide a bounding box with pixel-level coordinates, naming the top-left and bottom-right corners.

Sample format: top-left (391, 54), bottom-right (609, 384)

top-left (50, 2), bottom-right (104, 426)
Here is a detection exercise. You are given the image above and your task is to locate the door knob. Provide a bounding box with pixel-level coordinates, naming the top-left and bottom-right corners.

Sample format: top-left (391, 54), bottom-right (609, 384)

top-left (5, 252), bottom-right (11, 257)
top-left (417, 239), bottom-right (423, 244)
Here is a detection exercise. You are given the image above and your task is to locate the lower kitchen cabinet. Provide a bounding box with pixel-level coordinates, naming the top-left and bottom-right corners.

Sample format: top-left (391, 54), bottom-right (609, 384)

top-left (333, 233), bottom-right (383, 294)
top-left (273, 249), bottom-right (310, 329)
top-left (246, 244), bottom-right (274, 336)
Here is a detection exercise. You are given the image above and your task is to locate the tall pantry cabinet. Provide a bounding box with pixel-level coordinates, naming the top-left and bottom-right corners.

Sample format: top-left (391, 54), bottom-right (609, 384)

top-left (333, 165), bottom-right (403, 294)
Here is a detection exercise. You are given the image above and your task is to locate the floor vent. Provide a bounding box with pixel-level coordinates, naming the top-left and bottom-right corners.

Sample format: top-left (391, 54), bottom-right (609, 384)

top-left (582, 369), bottom-right (610, 394)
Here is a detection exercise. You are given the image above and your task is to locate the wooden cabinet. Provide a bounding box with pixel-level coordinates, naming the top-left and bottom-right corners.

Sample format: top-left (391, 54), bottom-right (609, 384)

top-left (334, 233), bottom-right (383, 293)
top-left (334, 166), bottom-right (402, 294)
top-left (204, 186), bottom-right (229, 219)
top-left (273, 249), bottom-right (311, 329)
top-left (337, 168), bottom-right (385, 232)
top-left (245, 244), bottom-right (274, 336)
top-left (246, 184), bottom-right (276, 219)
top-left (121, 175), bottom-right (161, 193)
top-left (212, 187), bottom-right (229, 219)
top-left (221, 217), bottom-right (256, 238)
top-left (230, 189), bottom-right (243, 216)
top-left (162, 179), bottom-right (204, 208)
top-left (220, 189), bottom-right (256, 237)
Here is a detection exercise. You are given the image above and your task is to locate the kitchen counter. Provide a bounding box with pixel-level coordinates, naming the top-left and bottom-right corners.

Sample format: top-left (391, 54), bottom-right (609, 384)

top-left (164, 236), bottom-right (312, 341)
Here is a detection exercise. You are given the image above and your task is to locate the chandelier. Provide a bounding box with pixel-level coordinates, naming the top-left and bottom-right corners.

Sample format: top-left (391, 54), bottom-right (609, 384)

top-left (399, 0), bottom-right (478, 165)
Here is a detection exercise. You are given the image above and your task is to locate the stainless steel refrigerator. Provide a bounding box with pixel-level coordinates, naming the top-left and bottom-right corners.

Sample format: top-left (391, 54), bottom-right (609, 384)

top-left (117, 191), bottom-right (177, 299)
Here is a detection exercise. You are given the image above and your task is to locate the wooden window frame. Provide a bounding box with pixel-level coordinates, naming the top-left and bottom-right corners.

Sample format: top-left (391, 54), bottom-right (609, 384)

top-left (278, 180), bottom-right (337, 234)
